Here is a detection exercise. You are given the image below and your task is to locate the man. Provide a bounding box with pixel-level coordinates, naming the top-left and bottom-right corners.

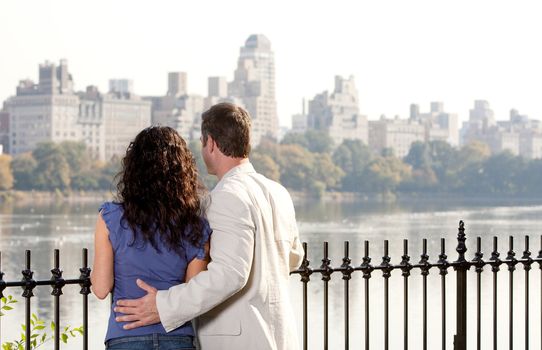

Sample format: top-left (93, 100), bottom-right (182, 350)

top-left (114, 102), bottom-right (304, 350)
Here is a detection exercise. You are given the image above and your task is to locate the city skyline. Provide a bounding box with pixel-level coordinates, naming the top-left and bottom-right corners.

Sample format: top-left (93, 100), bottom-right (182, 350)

top-left (1, 0), bottom-right (542, 127)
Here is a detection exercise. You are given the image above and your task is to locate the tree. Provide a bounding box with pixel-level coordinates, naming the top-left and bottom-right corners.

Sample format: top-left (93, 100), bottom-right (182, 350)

top-left (517, 159), bottom-right (542, 195)
top-left (32, 142), bottom-right (71, 191)
top-left (404, 141), bottom-right (431, 169)
top-left (11, 153), bottom-right (37, 190)
top-left (276, 144), bottom-right (314, 190)
top-left (305, 130), bottom-right (334, 153)
top-left (59, 141), bottom-right (91, 173)
top-left (0, 154), bottom-right (13, 190)
top-left (280, 132), bottom-right (309, 149)
top-left (312, 153), bottom-right (344, 190)
top-left (251, 153), bottom-right (280, 181)
top-left (333, 140), bottom-right (372, 192)
top-left (281, 130), bottom-right (334, 153)
top-left (362, 156), bottom-right (412, 193)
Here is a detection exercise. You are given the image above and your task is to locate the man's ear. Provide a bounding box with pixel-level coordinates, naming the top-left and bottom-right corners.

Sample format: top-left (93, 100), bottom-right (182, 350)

top-left (207, 135), bottom-right (216, 153)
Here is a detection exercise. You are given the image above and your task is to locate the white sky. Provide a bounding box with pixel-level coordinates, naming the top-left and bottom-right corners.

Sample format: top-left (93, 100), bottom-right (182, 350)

top-left (1, 0), bottom-right (541, 127)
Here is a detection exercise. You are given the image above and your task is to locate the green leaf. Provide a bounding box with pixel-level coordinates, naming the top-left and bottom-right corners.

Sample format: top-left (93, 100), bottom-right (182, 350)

top-left (21, 324), bottom-right (26, 331)
top-left (1, 297), bottom-right (6, 303)
top-left (50, 321), bottom-right (55, 330)
top-left (2, 305), bottom-right (13, 310)
top-left (34, 325), bottom-right (45, 330)
top-left (32, 313), bottom-right (38, 321)
top-left (61, 333), bottom-right (68, 343)
top-left (41, 333), bottom-right (47, 342)
top-left (31, 334), bottom-right (39, 338)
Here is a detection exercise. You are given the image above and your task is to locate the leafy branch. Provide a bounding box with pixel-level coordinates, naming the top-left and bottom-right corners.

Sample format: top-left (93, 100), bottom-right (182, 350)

top-left (1, 295), bottom-right (83, 350)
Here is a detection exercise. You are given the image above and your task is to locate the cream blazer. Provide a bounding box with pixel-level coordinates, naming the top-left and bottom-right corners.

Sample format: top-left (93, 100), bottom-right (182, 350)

top-left (156, 162), bottom-right (304, 350)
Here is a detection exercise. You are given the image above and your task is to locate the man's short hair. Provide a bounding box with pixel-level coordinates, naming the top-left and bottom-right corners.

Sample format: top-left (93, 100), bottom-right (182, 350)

top-left (201, 103), bottom-right (251, 158)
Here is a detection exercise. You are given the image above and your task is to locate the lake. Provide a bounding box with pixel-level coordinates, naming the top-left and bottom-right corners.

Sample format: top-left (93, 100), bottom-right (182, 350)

top-left (0, 196), bottom-right (541, 349)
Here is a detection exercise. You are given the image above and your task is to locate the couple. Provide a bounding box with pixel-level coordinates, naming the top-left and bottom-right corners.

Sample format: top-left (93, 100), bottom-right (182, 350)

top-left (91, 103), bottom-right (304, 350)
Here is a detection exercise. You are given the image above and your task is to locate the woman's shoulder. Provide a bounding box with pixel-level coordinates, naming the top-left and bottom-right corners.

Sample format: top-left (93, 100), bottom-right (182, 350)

top-left (99, 201), bottom-right (123, 215)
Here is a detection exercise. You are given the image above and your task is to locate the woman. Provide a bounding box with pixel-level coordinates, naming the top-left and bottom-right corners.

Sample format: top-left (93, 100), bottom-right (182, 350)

top-left (91, 126), bottom-right (211, 350)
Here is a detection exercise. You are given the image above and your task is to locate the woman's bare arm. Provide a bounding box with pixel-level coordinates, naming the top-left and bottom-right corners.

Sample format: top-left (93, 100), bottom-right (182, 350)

top-left (90, 213), bottom-right (114, 299)
top-left (185, 242), bottom-right (210, 282)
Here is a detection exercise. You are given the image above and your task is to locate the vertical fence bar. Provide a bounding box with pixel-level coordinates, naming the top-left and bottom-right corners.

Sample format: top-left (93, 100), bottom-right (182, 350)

top-left (54, 251), bottom-right (60, 350)
top-left (472, 237), bottom-right (484, 350)
top-left (489, 236), bottom-right (501, 350)
top-left (51, 249), bottom-right (65, 350)
top-left (299, 242), bottom-right (312, 350)
top-left (320, 242), bottom-right (331, 350)
top-left (400, 239), bottom-right (412, 350)
top-left (361, 241), bottom-right (373, 350)
top-left (380, 240), bottom-right (392, 350)
top-left (420, 239), bottom-right (430, 350)
top-left (506, 236), bottom-right (517, 350)
top-left (79, 248), bottom-right (91, 350)
top-left (341, 241), bottom-right (353, 350)
top-left (22, 250), bottom-right (36, 350)
top-left (521, 236), bottom-right (532, 350)
top-left (454, 221), bottom-right (468, 350)
top-left (437, 238), bottom-right (449, 350)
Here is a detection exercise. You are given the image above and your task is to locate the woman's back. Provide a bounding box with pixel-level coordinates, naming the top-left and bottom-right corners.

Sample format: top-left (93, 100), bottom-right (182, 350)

top-left (101, 201), bottom-right (211, 342)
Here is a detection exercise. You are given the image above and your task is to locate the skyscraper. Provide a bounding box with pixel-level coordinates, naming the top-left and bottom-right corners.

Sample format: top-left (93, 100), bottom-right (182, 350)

top-left (307, 75), bottom-right (368, 147)
top-left (229, 34), bottom-right (278, 146)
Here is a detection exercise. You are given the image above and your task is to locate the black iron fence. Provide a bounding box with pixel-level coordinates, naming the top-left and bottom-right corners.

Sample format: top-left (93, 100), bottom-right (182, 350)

top-left (0, 249), bottom-right (91, 350)
top-left (290, 220), bottom-right (542, 350)
top-left (0, 221), bottom-right (541, 349)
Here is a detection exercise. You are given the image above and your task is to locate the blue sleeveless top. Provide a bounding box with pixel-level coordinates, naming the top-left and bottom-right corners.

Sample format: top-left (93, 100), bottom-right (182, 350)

top-left (100, 202), bottom-right (211, 342)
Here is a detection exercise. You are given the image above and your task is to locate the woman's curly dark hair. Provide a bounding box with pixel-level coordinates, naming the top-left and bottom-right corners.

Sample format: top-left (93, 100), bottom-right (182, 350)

top-left (115, 126), bottom-right (206, 254)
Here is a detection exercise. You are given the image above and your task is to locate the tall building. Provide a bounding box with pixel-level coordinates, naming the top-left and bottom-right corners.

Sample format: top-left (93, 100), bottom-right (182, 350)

top-left (7, 60), bottom-right (81, 155)
top-left (79, 85), bottom-right (151, 161)
top-left (146, 72), bottom-right (204, 141)
top-left (306, 75), bottom-right (368, 147)
top-left (78, 86), bottom-right (105, 160)
top-left (460, 102), bottom-right (542, 158)
top-left (0, 103), bottom-right (9, 154)
top-left (203, 76), bottom-right (237, 111)
top-left (410, 102), bottom-right (459, 146)
top-left (229, 34), bottom-right (278, 146)
top-left (368, 116), bottom-right (425, 158)
top-left (109, 79), bottom-right (134, 95)
top-left (167, 72), bottom-right (187, 97)
top-left (290, 99), bottom-right (308, 134)
top-left (102, 89), bottom-right (151, 160)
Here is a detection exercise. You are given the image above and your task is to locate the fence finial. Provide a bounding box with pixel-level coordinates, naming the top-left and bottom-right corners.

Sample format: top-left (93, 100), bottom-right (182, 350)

top-left (455, 220), bottom-right (468, 266)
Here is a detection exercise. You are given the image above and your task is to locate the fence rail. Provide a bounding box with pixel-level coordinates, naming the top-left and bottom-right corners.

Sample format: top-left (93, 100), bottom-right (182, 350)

top-left (0, 221), bottom-right (541, 349)
top-left (290, 221), bottom-right (542, 350)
